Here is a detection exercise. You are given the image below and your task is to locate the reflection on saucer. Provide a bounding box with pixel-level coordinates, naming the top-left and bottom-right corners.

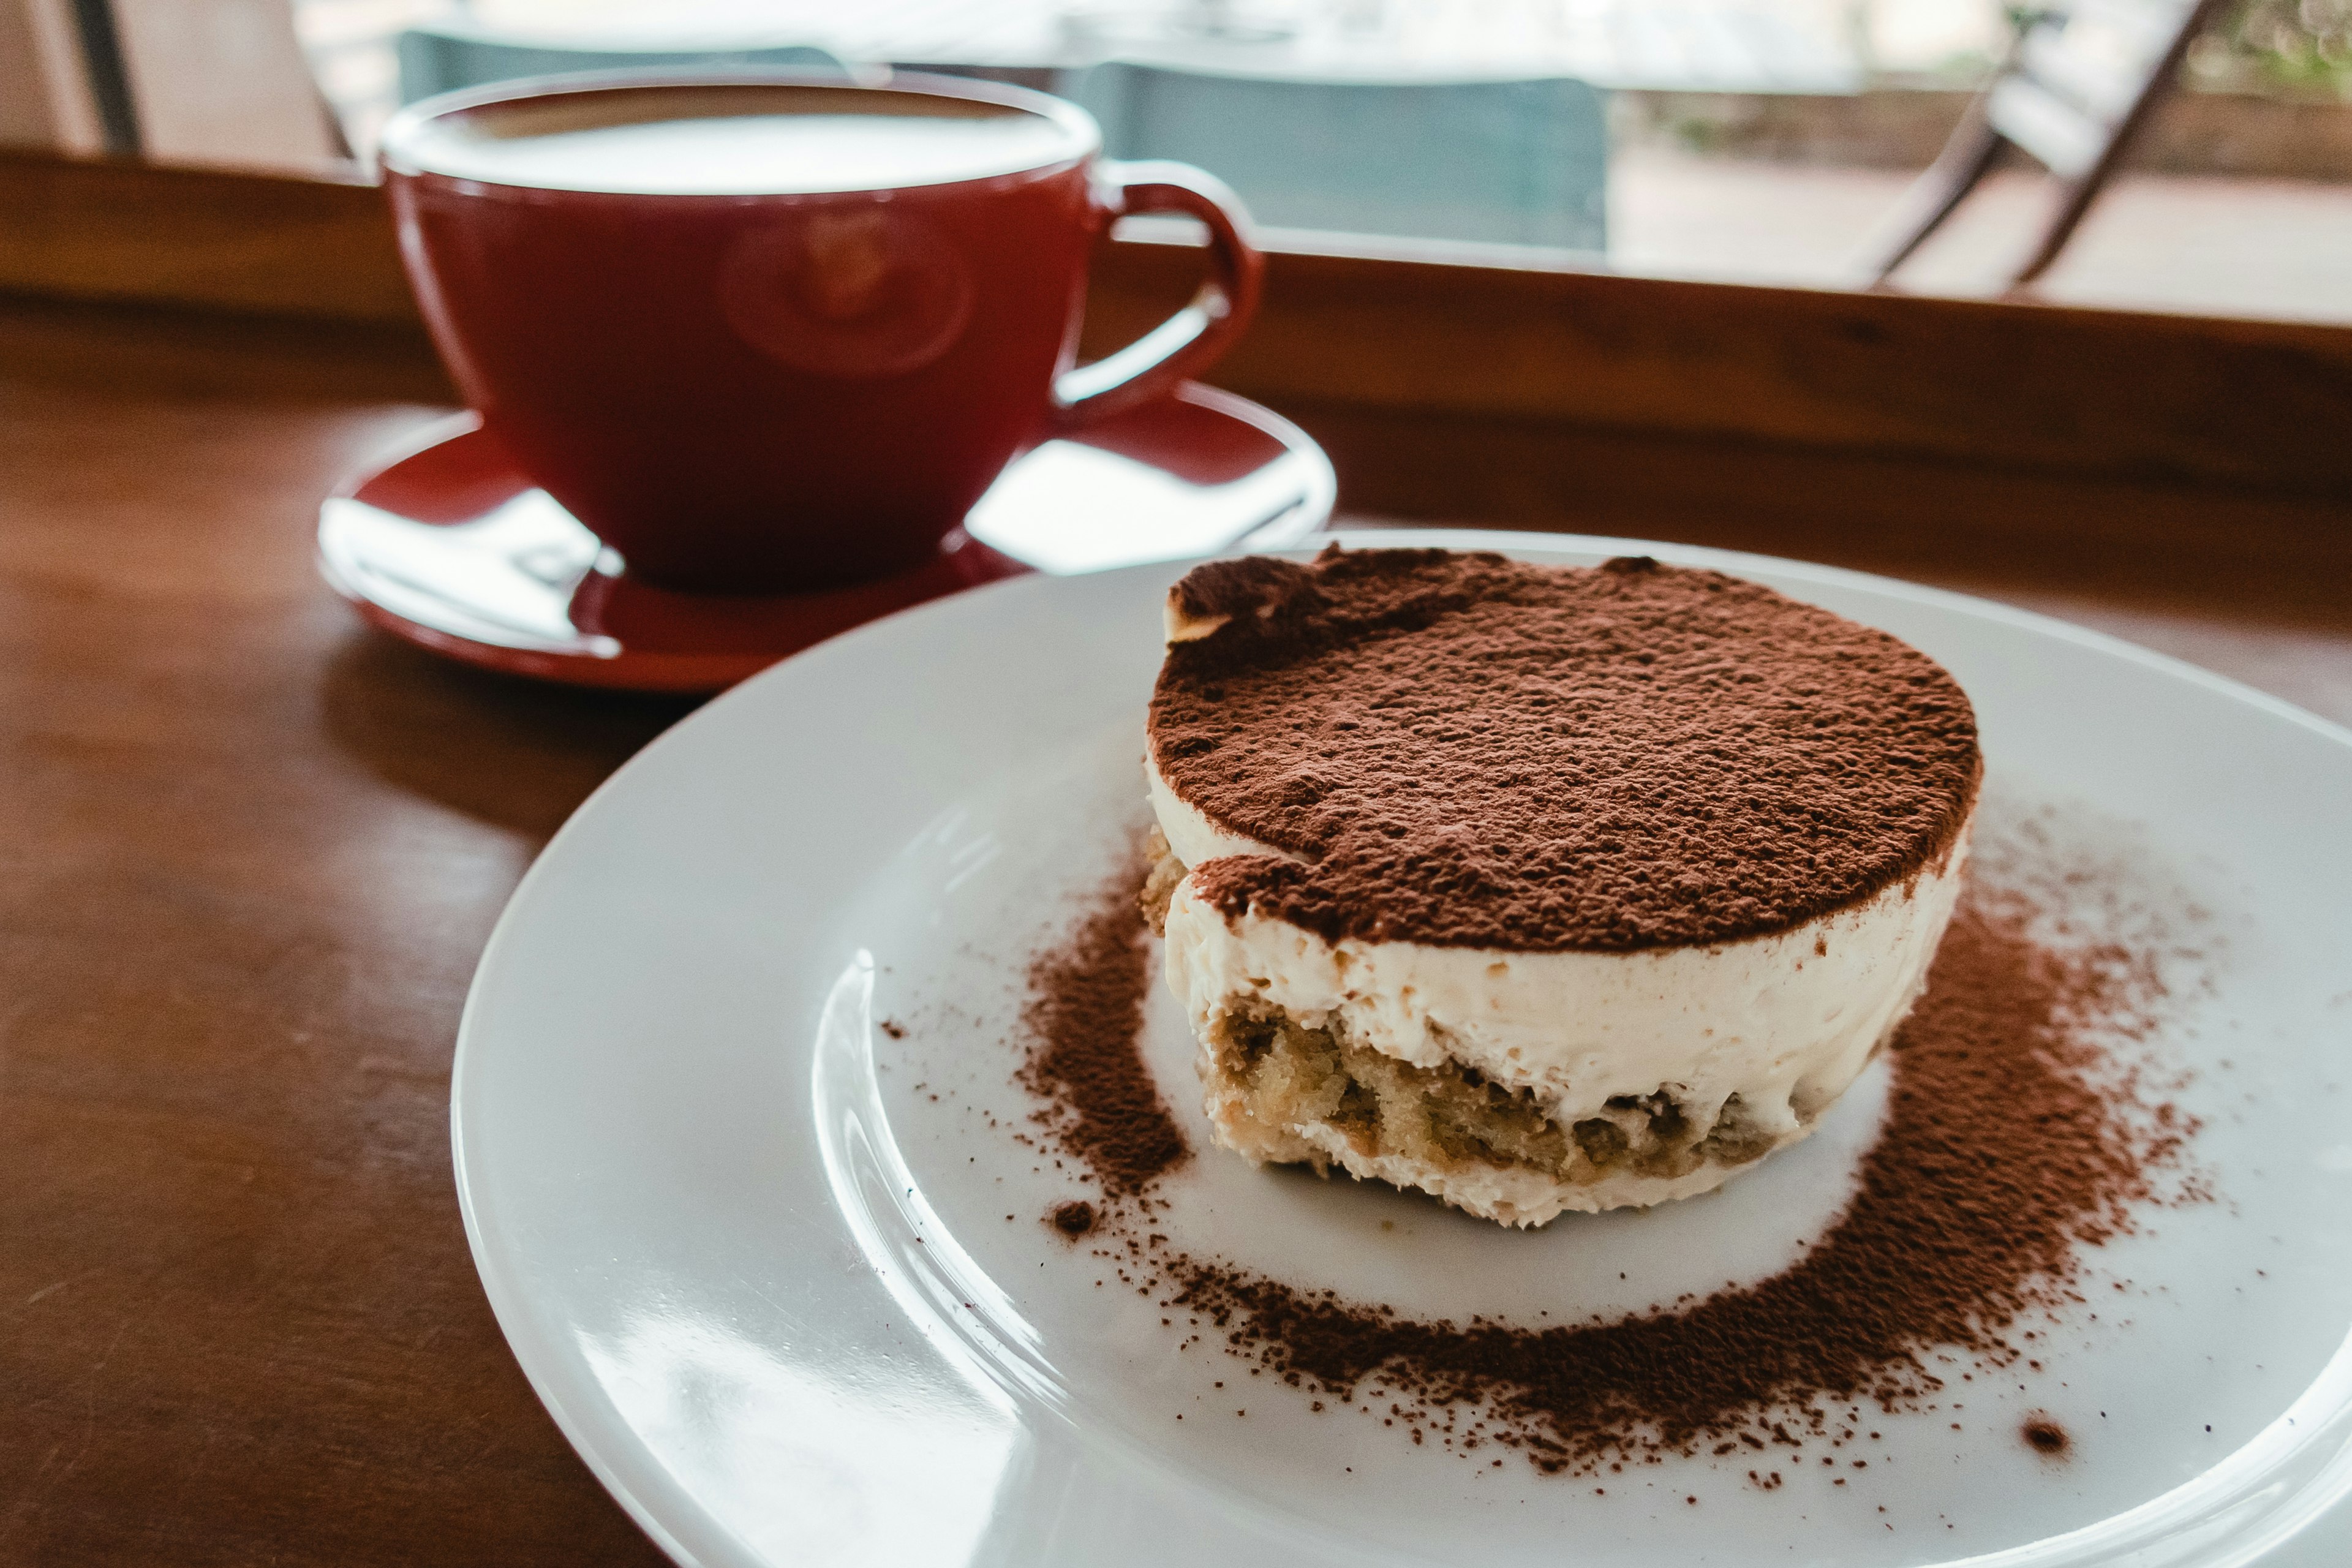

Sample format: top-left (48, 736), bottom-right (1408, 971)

top-left (323, 490), bottom-right (619, 658)
top-left (319, 383), bottom-right (1334, 693)
top-left (965, 437), bottom-right (1328, 575)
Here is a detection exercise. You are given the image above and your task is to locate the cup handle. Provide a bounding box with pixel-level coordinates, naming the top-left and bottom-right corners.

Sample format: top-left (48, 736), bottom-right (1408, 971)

top-left (1051, 160), bottom-right (1265, 427)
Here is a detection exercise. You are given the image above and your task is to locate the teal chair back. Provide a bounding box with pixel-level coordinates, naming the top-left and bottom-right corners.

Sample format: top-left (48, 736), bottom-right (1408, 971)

top-left (1071, 62), bottom-right (1607, 252)
top-left (397, 23), bottom-right (845, 104)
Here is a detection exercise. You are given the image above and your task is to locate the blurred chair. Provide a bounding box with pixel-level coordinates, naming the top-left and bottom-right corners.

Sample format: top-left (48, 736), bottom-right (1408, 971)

top-left (1069, 61), bottom-right (1608, 252)
top-left (397, 22), bottom-right (845, 105)
top-left (8, 0), bottom-right (346, 167)
top-left (1872, 0), bottom-right (2226, 287)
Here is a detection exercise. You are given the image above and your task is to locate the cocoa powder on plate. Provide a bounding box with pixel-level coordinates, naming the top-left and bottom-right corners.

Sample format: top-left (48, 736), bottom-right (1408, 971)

top-left (1014, 856), bottom-right (1189, 1196)
top-left (1013, 850), bottom-right (2195, 1474)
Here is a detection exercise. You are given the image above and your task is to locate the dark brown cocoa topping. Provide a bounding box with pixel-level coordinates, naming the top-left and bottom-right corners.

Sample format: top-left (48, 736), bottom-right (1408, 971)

top-left (1167, 555), bottom-right (1325, 630)
top-left (1150, 546), bottom-right (1981, 952)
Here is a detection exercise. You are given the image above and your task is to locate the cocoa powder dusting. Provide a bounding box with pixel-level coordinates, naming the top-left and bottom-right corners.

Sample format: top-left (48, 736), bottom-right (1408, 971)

top-left (1151, 548), bottom-right (1981, 952)
top-left (1016, 861), bottom-right (1190, 1194)
top-left (1014, 845), bottom-right (2197, 1474)
top-left (2022, 1417), bottom-right (2071, 1458)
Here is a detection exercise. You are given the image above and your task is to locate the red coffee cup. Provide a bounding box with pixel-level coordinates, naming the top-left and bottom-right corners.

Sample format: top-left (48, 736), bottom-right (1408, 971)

top-left (380, 72), bottom-right (1262, 594)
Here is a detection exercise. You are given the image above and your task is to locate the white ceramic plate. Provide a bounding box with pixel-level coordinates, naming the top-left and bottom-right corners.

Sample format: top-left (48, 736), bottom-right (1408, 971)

top-left (453, 530), bottom-right (2352, 1568)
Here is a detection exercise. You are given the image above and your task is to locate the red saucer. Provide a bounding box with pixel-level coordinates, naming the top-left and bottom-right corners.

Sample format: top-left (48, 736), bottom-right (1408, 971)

top-left (318, 383), bottom-right (1333, 693)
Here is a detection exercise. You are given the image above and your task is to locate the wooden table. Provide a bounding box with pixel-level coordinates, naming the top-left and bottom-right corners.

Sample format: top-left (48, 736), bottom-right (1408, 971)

top-left (2, 291), bottom-right (2346, 1566)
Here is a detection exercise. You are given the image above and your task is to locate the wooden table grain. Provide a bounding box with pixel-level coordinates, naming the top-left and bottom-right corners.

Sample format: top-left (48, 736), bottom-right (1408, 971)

top-left (0, 298), bottom-right (678, 1566)
top-left (1, 292), bottom-right (2345, 1567)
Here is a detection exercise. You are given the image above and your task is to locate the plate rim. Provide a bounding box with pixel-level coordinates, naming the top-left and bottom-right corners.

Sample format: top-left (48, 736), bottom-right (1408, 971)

top-left (450, 527), bottom-right (2352, 1568)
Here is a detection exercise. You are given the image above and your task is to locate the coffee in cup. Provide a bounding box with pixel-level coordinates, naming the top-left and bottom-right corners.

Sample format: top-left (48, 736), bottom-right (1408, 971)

top-left (380, 74), bottom-right (1262, 594)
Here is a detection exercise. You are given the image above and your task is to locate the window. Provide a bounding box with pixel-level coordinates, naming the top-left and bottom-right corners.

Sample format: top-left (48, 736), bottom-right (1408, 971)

top-left (7, 1), bottom-right (2350, 323)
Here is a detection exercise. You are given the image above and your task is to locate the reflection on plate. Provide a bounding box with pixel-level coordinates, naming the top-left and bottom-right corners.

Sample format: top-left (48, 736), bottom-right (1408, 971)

top-left (453, 531), bottom-right (2352, 1567)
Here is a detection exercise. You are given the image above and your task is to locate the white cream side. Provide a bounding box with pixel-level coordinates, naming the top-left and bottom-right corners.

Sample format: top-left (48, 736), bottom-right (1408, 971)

top-left (1146, 756), bottom-right (1299, 869)
top-left (1165, 843), bottom-right (1966, 1152)
top-left (1149, 750), bottom-right (1972, 1166)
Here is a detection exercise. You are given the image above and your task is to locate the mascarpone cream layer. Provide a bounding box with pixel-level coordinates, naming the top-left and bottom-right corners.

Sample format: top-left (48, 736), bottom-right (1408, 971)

top-left (1148, 752), bottom-right (1970, 1148)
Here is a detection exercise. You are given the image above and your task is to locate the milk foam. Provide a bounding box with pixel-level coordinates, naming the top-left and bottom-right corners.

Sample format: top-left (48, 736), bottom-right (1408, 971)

top-left (385, 84), bottom-right (1090, 195)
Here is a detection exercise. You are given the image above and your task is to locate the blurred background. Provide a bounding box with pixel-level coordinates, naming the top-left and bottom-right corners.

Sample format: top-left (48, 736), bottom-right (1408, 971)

top-left (5, 0), bottom-right (2347, 320)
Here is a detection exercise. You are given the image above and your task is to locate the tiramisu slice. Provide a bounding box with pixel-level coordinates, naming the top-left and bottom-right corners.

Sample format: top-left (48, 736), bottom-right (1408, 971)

top-left (1143, 548), bottom-right (1981, 1227)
